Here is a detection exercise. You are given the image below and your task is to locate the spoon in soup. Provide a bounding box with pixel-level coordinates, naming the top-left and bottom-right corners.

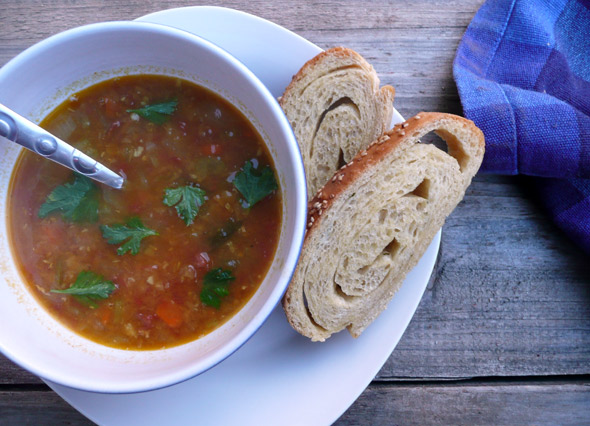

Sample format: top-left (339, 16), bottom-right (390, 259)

top-left (0, 103), bottom-right (125, 189)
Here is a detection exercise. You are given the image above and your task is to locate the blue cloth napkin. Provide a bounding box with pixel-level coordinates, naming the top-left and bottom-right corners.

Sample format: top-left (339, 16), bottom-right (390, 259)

top-left (453, 0), bottom-right (590, 254)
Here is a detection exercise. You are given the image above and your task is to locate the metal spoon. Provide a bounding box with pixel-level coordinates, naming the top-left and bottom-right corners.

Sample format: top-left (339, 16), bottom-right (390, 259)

top-left (0, 103), bottom-right (125, 189)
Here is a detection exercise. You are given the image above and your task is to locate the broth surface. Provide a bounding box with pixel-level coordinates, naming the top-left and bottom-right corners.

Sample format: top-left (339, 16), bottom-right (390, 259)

top-left (8, 75), bottom-right (281, 350)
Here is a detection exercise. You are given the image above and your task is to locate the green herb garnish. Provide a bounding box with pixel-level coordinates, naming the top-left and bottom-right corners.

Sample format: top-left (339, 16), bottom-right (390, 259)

top-left (232, 160), bottom-right (277, 208)
top-left (200, 268), bottom-right (235, 308)
top-left (51, 270), bottom-right (115, 308)
top-left (127, 99), bottom-right (178, 124)
top-left (100, 217), bottom-right (158, 255)
top-left (38, 174), bottom-right (99, 223)
top-left (163, 185), bottom-right (206, 226)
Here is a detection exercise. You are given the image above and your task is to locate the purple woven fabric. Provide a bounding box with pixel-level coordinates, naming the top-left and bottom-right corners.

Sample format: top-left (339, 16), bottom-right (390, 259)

top-left (454, 0), bottom-right (590, 253)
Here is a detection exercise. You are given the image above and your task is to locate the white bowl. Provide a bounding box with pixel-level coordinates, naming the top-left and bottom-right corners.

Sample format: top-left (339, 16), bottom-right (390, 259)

top-left (0, 21), bottom-right (306, 393)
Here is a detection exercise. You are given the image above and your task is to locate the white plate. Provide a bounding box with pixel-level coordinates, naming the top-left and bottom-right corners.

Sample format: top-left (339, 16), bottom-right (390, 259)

top-left (46, 6), bottom-right (441, 425)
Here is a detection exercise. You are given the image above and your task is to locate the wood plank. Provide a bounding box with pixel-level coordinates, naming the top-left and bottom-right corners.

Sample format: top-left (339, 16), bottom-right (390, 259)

top-left (0, 389), bottom-right (93, 425)
top-left (336, 380), bottom-right (590, 425)
top-left (0, 357), bottom-right (42, 385)
top-left (0, 0), bottom-right (481, 120)
top-left (2, 380), bottom-right (588, 426)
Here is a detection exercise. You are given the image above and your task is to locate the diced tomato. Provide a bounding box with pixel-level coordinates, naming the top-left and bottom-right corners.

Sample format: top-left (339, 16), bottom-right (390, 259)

top-left (102, 97), bottom-right (120, 119)
top-left (193, 252), bottom-right (211, 272)
top-left (201, 144), bottom-right (222, 156)
top-left (156, 300), bottom-right (183, 328)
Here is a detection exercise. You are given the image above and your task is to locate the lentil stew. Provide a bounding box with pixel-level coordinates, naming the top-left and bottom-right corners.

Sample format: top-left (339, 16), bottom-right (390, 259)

top-left (7, 75), bottom-right (282, 350)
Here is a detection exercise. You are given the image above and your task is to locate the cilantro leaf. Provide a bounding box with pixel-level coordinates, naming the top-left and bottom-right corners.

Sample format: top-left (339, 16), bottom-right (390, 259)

top-left (163, 185), bottom-right (206, 226)
top-left (38, 174), bottom-right (98, 223)
top-left (51, 270), bottom-right (115, 308)
top-left (200, 268), bottom-right (235, 308)
top-left (127, 99), bottom-right (178, 124)
top-left (232, 160), bottom-right (278, 208)
top-left (100, 217), bottom-right (158, 255)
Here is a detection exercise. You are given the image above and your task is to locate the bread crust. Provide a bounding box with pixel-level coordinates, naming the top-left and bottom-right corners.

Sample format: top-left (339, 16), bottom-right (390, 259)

top-left (280, 47), bottom-right (395, 199)
top-left (305, 112), bottom-right (485, 232)
top-left (282, 112), bottom-right (485, 342)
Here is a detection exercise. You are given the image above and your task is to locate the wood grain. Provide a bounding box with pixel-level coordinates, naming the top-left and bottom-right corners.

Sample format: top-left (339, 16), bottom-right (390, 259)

top-left (0, 389), bottom-right (93, 426)
top-left (1, 380), bottom-right (588, 426)
top-left (336, 380), bottom-right (590, 425)
top-left (1, 0), bottom-right (589, 424)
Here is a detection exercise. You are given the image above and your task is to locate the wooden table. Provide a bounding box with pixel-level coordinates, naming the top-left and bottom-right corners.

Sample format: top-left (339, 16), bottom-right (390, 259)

top-left (1, 1), bottom-right (589, 424)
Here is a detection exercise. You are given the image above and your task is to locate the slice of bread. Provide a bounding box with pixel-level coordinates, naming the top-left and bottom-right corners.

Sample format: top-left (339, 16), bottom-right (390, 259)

top-left (282, 112), bottom-right (485, 342)
top-left (280, 47), bottom-right (395, 199)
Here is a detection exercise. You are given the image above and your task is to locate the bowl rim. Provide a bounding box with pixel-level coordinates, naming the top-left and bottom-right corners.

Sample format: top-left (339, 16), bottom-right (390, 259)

top-left (0, 20), bottom-right (307, 393)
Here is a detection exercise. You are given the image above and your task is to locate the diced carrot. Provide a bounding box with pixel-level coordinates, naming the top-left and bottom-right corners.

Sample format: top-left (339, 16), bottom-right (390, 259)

top-left (156, 300), bottom-right (183, 328)
top-left (98, 307), bottom-right (112, 326)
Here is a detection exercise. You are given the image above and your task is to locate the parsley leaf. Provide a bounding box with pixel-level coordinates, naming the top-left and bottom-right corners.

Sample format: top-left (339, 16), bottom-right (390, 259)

top-left (127, 99), bottom-right (178, 124)
top-left (51, 270), bottom-right (115, 308)
top-left (200, 268), bottom-right (235, 308)
top-left (38, 174), bottom-right (98, 223)
top-left (100, 217), bottom-right (158, 255)
top-left (163, 185), bottom-right (206, 226)
top-left (232, 160), bottom-right (277, 208)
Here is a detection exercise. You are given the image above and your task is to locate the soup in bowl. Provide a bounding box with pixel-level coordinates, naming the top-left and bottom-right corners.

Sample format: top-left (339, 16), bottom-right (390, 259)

top-left (0, 21), bottom-right (306, 393)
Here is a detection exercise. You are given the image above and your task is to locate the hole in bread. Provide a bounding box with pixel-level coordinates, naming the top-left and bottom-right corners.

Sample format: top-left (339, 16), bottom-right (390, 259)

top-left (356, 264), bottom-right (370, 275)
top-left (383, 239), bottom-right (401, 257)
top-left (335, 283), bottom-right (355, 300)
top-left (378, 209), bottom-right (388, 224)
top-left (337, 148), bottom-right (346, 169)
top-left (355, 239), bottom-right (401, 275)
top-left (302, 289), bottom-right (329, 329)
top-left (420, 128), bottom-right (470, 173)
top-left (435, 129), bottom-right (469, 172)
top-left (420, 132), bottom-right (448, 153)
top-left (313, 96), bottom-right (358, 141)
top-left (405, 178), bottom-right (430, 200)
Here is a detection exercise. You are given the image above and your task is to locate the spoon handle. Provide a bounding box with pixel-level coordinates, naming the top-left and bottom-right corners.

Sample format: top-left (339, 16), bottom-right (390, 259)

top-left (0, 103), bottom-right (124, 189)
